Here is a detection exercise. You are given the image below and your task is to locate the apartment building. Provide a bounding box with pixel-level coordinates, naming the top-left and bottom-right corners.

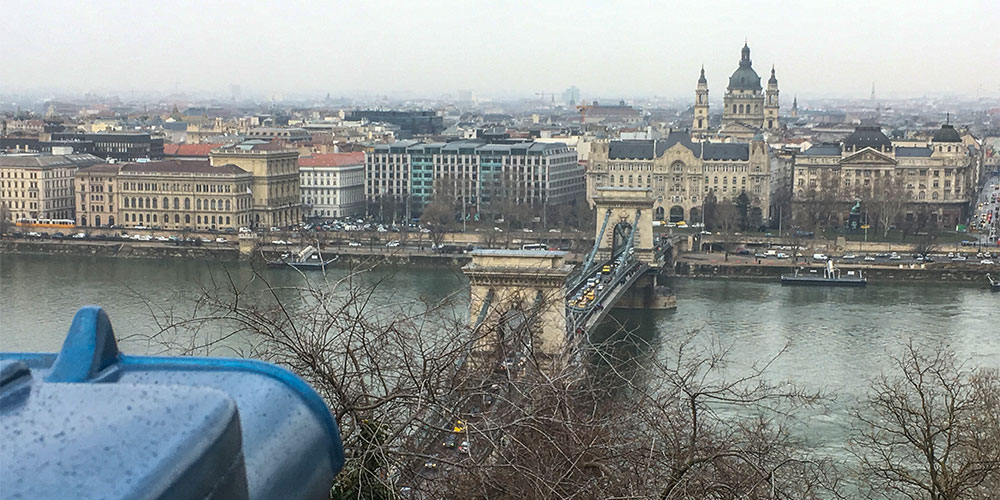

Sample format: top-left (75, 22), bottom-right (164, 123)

top-left (299, 152), bottom-right (365, 219)
top-left (366, 140), bottom-right (583, 216)
top-left (1, 152), bottom-right (102, 223)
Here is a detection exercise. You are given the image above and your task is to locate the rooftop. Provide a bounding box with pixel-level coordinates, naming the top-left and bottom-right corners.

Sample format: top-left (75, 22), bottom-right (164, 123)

top-left (213, 140), bottom-right (297, 154)
top-left (800, 144), bottom-right (842, 156)
top-left (119, 160), bottom-right (248, 176)
top-left (0, 153), bottom-right (103, 168)
top-left (163, 143), bottom-right (222, 157)
top-left (895, 146), bottom-right (933, 158)
top-left (298, 152), bottom-right (364, 168)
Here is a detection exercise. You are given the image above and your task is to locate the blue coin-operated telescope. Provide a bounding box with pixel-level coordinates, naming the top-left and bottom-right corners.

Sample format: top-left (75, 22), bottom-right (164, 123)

top-left (1, 306), bottom-right (345, 499)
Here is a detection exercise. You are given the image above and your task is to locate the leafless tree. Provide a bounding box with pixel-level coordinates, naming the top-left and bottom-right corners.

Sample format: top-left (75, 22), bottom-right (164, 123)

top-left (0, 203), bottom-right (12, 236)
top-left (912, 235), bottom-right (941, 258)
top-left (850, 342), bottom-right (1000, 500)
top-left (140, 261), bottom-right (840, 500)
top-left (853, 174), bottom-right (911, 239)
top-left (793, 170), bottom-right (842, 232)
top-left (715, 202), bottom-right (741, 262)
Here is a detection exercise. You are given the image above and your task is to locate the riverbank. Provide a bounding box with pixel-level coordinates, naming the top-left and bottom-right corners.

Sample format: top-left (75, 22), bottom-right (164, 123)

top-left (0, 238), bottom-right (239, 261)
top-left (1, 236), bottom-right (588, 268)
top-left (675, 254), bottom-right (997, 284)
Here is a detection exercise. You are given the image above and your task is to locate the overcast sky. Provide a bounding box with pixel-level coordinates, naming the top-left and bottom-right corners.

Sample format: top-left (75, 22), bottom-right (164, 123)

top-left (4, 0), bottom-right (999, 100)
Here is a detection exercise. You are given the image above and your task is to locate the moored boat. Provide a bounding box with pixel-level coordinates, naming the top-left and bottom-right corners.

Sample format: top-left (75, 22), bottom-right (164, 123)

top-left (989, 274), bottom-right (1000, 292)
top-left (780, 260), bottom-right (866, 287)
top-left (267, 245), bottom-right (337, 270)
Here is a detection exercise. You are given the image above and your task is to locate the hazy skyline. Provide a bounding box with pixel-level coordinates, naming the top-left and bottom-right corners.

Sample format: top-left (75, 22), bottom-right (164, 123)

top-left (4, 0), bottom-right (999, 101)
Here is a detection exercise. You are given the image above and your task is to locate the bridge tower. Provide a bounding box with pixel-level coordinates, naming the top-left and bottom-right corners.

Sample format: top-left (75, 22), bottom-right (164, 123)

top-left (593, 187), bottom-right (656, 266)
top-left (463, 250), bottom-right (575, 359)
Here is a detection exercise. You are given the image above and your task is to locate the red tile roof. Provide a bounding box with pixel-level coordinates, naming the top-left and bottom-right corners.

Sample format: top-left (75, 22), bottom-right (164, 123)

top-left (163, 143), bottom-right (222, 157)
top-left (298, 152), bottom-right (364, 167)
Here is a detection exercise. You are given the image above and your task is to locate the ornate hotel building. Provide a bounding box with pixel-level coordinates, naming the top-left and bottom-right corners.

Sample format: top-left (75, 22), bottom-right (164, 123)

top-left (792, 124), bottom-right (977, 229)
top-left (588, 131), bottom-right (772, 224)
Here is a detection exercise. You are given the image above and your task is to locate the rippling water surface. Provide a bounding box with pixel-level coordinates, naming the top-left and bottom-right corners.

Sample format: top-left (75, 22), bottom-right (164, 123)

top-left (3, 254), bottom-right (997, 458)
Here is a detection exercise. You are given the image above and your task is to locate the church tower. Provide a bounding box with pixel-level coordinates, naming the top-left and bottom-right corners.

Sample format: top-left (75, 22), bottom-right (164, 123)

top-left (693, 66), bottom-right (709, 134)
top-left (791, 95), bottom-right (798, 118)
top-left (764, 65), bottom-right (780, 131)
top-left (721, 42), bottom-right (766, 140)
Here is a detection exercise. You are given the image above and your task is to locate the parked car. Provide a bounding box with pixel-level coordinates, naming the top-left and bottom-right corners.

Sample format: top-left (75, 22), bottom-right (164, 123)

top-left (442, 435), bottom-right (456, 449)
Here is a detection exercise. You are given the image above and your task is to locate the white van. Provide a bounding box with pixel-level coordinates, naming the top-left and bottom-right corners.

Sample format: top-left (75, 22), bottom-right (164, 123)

top-left (812, 253), bottom-right (828, 261)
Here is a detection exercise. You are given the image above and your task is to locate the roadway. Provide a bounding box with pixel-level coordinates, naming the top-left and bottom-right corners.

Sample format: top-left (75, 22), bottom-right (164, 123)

top-left (971, 171), bottom-right (1000, 244)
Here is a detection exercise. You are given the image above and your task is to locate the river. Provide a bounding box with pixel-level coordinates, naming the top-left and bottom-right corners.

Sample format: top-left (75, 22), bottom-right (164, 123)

top-left (2, 253), bottom-right (998, 460)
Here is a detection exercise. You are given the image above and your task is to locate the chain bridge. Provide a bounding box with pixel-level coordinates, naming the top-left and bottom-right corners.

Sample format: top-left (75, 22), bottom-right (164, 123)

top-left (463, 187), bottom-right (678, 365)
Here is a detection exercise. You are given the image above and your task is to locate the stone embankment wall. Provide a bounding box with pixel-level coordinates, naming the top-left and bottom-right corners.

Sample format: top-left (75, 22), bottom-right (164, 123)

top-left (675, 261), bottom-right (993, 283)
top-left (0, 239), bottom-right (239, 261)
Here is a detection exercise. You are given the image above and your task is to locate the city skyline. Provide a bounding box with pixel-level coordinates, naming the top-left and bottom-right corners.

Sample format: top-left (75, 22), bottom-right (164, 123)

top-left (3, 0), bottom-right (999, 101)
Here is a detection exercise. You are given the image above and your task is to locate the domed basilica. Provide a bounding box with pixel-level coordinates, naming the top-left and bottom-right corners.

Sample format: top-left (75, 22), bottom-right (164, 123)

top-left (693, 43), bottom-right (780, 140)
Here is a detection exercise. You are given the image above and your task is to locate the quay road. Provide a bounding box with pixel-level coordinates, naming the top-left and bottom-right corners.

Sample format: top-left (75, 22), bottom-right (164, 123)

top-left (971, 171), bottom-right (1000, 245)
top-left (679, 250), bottom-right (999, 269)
top-left (2, 226), bottom-right (593, 255)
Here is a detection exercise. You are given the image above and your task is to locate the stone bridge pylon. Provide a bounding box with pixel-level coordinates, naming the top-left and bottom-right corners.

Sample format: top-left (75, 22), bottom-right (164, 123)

top-left (592, 187), bottom-right (657, 267)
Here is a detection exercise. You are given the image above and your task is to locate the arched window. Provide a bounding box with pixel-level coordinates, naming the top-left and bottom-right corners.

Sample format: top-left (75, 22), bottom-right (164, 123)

top-left (932, 192), bottom-right (939, 200)
top-left (152, 198), bottom-right (157, 209)
top-left (733, 105), bottom-right (737, 113)
top-left (196, 199), bottom-right (202, 210)
top-left (225, 200), bottom-right (231, 211)
top-left (174, 197), bottom-right (179, 209)
top-left (185, 214), bottom-right (190, 224)
top-left (226, 216), bottom-right (230, 225)
top-left (174, 214), bottom-right (179, 223)
top-left (918, 191), bottom-right (926, 200)
top-left (210, 199), bottom-right (216, 210)
top-left (738, 104), bottom-right (744, 113)
top-left (184, 198), bottom-right (190, 210)
top-left (197, 215), bottom-right (201, 224)
top-left (152, 214), bottom-right (157, 223)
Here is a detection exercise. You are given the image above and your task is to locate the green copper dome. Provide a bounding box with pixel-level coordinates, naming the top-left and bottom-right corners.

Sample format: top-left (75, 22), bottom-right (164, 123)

top-left (728, 43), bottom-right (762, 91)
